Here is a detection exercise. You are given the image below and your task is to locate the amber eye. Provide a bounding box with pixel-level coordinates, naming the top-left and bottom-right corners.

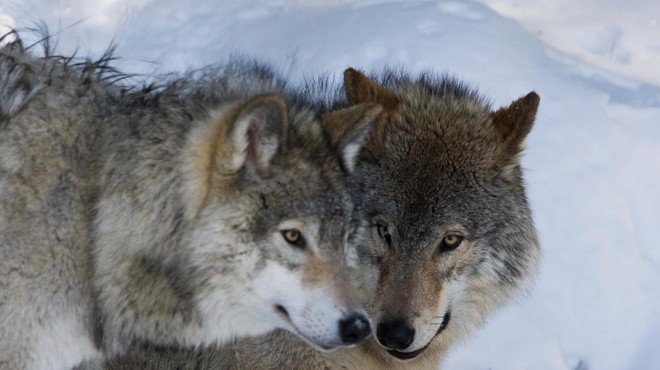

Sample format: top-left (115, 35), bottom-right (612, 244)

top-left (439, 234), bottom-right (463, 253)
top-left (281, 229), bottom-right (306, 249)
top-left (375, 223), bottom-right (392, 246)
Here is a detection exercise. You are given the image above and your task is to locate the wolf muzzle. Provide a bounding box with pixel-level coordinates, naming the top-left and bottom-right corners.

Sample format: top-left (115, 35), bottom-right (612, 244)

top-left (376, 318), bottom-right (414, 350)
top-left (339, 313), bottom-right (371, 345)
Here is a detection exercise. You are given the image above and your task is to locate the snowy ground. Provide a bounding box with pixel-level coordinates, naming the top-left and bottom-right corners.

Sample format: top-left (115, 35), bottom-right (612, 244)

top-left (2, 1), bottom-right (659, 369)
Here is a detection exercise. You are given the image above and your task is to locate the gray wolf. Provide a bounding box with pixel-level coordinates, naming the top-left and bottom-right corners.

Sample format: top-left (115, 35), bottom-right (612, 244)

top-left (0, 39), bottom-right (380, 370)
top-left (111, 66), bottom-right (542, 369)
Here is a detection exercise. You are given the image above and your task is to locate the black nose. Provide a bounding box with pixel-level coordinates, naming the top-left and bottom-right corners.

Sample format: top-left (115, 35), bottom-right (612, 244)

top-left (339, 313), bottom-right (371, 345)
top-left (376, 318), bottom-right (415, 350)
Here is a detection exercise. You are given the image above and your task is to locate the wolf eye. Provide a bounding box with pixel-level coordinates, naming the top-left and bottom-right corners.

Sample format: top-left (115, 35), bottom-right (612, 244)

top-left (281, 229), bottom-right (306, 249)
top-left (439, 234), bottom-right (463, 253)
top-left (375, 223), bottom-right (392, 246)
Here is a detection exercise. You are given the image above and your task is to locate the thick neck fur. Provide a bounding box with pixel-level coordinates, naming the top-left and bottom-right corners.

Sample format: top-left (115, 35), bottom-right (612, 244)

top-left (92, 94), bottom-right (265, 353)
top-left (324, 338), bottom-right (446, 370)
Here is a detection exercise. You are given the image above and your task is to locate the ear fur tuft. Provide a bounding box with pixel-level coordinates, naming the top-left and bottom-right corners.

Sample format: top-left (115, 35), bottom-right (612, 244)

top-left (492, 91), bottom-right (539, 167)
top-left (344, 68), bottom-right (398, 111)
top-left (321, 103), bottom-right (382, 172)
top-left (182, 94), bottom-right (288, 220)
top-left (227, 94), bottom-right (288, 172)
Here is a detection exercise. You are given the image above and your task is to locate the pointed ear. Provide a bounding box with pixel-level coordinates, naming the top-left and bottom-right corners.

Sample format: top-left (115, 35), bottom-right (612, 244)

top-left (344, 68), bottom-right (398, 110)
top-left (225, 94), bottom-right (288, 173)
top-left (181, 94), bottom-right (287, 220)
top-left (492, 92), bottom-right (539, 166)
top-left (321, 103), bottom-right (382, 172)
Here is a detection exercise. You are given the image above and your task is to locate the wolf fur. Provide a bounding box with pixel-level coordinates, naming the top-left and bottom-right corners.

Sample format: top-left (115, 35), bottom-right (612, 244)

top-left (104, 66), bottom-right (541, 369)
top-left (226, 68), bottom-right (541, 369)
top-left (0, 39), bottom-right (381, 370)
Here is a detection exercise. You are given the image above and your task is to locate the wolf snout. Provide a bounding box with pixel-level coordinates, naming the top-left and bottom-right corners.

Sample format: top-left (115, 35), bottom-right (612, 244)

top-left (339, 313), bottom-right (371, 345)
top-left (376, 318), bottom-right (415, 350)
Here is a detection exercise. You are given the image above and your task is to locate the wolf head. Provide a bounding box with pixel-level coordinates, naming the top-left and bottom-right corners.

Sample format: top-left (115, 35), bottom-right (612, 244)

top-left (182, 93), bottom-right (381, 350)
top-left (343, 68), bottom-right (541, 362)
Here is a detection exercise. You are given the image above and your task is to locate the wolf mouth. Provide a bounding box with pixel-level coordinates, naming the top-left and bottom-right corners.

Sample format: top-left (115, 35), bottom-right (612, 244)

top-left (275, 304), bottom-right (290, 318)
top-left (273, 304), bottom-right (337, 351)
top-left (386, 311), bottom-right (451, 361)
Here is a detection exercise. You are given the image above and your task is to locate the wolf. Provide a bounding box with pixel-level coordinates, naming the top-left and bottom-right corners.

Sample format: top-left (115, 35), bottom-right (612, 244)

top-left (108, 66), bottom-right (542, 370)
top-left (0, 39), bottom-right (380, 370)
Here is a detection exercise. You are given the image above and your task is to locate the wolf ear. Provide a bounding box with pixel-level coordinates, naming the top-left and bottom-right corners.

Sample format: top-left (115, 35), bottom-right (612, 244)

top-left (492, 92), bottom-right (539, 167)
top-left (321, 103), bottom-right (382, 172)
top-left (344, 68), bottom-right (398, 110)
top-left (182, 94), bottom-right (287, 220)
top-left (225, 94), bottom-right (288, 173)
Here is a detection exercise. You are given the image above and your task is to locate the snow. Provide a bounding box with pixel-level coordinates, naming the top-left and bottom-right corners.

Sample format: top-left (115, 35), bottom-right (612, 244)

top-left (1, 0), bottom-right (659, 369)
top-left (472, 0), bottom-right (660, 87)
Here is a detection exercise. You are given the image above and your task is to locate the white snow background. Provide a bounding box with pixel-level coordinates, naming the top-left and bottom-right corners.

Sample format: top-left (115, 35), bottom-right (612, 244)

top-left (1, 0), bottom-right (659, 369)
